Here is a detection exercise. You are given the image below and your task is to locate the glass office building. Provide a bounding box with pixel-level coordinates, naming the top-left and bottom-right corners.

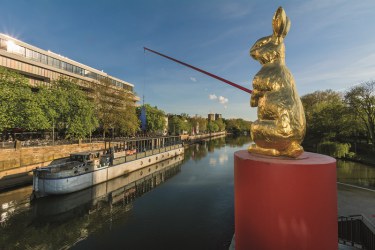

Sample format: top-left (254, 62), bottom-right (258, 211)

top-left (0, 33), bottom-right (138, 102)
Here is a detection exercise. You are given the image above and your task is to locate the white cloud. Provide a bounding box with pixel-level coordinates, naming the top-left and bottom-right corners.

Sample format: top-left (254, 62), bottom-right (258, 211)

top-left (190, 77), bottom-right (197, 82)
top-left (209, 94), bottom-right (229, 108)
top-left (218, 96), bottom-right (228, 104)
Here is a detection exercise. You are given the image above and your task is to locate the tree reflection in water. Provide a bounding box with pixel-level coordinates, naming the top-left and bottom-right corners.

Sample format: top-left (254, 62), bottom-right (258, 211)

top-left (0, 156), bottom-right (183, 249)
top-left (337, 160), bottom-right (375, 189)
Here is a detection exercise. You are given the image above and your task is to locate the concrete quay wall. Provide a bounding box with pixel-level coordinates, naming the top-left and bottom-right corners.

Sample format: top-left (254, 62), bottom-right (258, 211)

top-left (0, 142), bottom-right (106, 173)
top-left (0, 142), bottom-right (113, 189)
top-left (0, 132), bottom-right (225, 189)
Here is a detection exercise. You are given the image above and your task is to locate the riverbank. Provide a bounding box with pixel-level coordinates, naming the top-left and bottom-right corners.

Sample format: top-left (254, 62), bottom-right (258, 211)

top-left (0, 132), bottom-right (226, 190)
top-left (182, 131), bottom-right (226, 145)
top-left (341, 154), bottom-right (375, 167)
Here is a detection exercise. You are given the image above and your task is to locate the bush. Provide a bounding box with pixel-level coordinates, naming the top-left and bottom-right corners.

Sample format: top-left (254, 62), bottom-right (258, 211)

top-left (345, 151), bottom-right (357, 159)
top-left (317, 141), bottom-right (351, 158)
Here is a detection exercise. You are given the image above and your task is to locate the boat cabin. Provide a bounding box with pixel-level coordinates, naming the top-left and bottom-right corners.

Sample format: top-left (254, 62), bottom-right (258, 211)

top-left (70, 152), bottom-right (101, 163)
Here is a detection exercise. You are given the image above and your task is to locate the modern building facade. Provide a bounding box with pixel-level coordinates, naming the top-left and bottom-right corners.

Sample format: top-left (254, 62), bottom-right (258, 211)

top-left (0, 33), bottom-right (138, 102)
top-left (208, 113), bottom-right (222, 121)
top-left (208, 113), bottom-right (215, 121)
top-left (215, 113), bottom-right (222, 120)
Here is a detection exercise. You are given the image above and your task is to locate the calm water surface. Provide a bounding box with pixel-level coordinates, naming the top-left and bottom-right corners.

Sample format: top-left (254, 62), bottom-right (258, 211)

top-left (0, 136), bottom-right (251, 250)
top-left (1, 137), bottom-right (374, 250)
top-left (337, 160), bottom-right (375, 189)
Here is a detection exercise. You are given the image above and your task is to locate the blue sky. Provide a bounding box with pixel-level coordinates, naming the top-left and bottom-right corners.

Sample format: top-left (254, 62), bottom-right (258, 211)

top-left (1, 0), bottom-right (375, 121)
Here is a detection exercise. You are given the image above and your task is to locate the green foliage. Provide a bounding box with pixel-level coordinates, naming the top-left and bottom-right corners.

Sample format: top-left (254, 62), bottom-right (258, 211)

top-left (137, 104), bottom-right (166, 134)
top-left (317, 141), bottom-right (351, 158)
top-left (301, 90), bottom-right (357, 144)
top-left (0, 67), bottom-right (98, 139)
top-left (301, 85), bottom-right (375, 156)
top-left (207, 121), bottom-right (219, 132)
top-left (189, 116), bottom-right (207, 133)
top-left (344, 81), bottom-right (375, 147)
top-left (168, 115), bottom-right (191, 135)
top-left (224, 118), bottom-right (251, 135)
top-left (116, 99), bottom-right (139, 136)
top-left (96, 77), bottom-right (139, 137)
top-left (0, 67), bottom-right (50, 131)
top-left (44, 77), bottom-right (98, 139)
top-left (215, 119), bottom-right (226, 131)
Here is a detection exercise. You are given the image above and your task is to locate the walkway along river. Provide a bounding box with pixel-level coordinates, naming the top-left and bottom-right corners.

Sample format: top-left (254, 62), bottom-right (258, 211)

top-left (0, 136), bottom-right (374, 249)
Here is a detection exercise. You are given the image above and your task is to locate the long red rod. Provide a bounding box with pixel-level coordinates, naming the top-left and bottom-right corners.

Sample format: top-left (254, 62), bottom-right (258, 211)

top-left (144, 47), bottom-right (252, 94)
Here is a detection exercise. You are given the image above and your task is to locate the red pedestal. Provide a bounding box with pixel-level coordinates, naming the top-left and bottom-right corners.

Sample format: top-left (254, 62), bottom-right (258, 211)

top-left (234, 151), bottom-right (337, 250)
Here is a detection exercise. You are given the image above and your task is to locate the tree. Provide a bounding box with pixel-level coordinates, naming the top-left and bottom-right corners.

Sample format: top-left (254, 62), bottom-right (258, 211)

top-left (215, 119), bottom-right (226, 131)
top-left (116, 93), bottom-right (139, 136)
top-left (190, 116), bottom-right (207, 134)
top-left (49, 77), bottom-right (98, 139)
top-left (225, 118), bottom-right (251, 135)
top-left (95, 78), bottom-right (118, 138)
top-left (301, 90), bottom-right (358, 150)
top-left (197, 117), bottom-right (207, 133)
top-left (168, 115), bottom-right (190, 135)
top-left (137, 104), bottom-right (166, 135)
top-left (95, 77), bottom-right (139, 138)
top-left (0, 67), bottom-right (49, 133)
top-left (207, 121), bottom-right (219, 133)
top-left (345, 81), bottom-right (375, 147)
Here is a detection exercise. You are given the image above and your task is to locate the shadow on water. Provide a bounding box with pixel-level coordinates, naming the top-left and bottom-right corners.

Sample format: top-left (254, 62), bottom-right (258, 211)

top-left (0, 136), bottom-right (253, 250)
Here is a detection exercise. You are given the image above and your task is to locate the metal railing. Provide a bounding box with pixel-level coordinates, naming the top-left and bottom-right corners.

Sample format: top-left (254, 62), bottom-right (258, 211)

top-left (1, 135), bottom-right (183, 149)
top-left (338, 215), bottom-right (375, 249)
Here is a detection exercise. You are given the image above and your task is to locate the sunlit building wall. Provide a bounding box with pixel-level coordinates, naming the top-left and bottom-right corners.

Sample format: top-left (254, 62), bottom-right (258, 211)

top-left (0, 33), bottom-right (139, 103)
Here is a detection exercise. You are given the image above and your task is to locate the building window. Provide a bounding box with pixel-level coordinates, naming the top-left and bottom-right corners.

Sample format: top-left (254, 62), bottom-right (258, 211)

top-left (0, 38), bottom-right (7, 50)
top-left (7, 42), bottom-right (25, 56)
top-left (66, 63), bottom-right (73, 72)
top-left (26, 48), bottom-right (33, 59)
top-left (40, 54), bottom-right (47, 64)
top-left (32, 51), bottom-right (40, 62)
top-left (61, 61), bottom-right (67, 70)
top-left (47, 56), bottom-right (53, 66)
top-left (53, 58), bottom-right (60, 68)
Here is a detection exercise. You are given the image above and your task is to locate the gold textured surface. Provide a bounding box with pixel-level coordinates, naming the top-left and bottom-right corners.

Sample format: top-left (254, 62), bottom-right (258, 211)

top-left (248, 7), bottom-right (306, 158)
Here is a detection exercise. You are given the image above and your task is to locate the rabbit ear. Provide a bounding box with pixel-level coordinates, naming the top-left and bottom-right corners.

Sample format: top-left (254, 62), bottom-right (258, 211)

top-left (281, 16), bottom-right (291, 38)
top-left (272, 7), bottom-right (290, 38)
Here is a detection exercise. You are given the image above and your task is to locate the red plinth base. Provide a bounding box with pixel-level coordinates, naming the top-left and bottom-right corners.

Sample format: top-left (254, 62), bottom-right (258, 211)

top-left (234, 151), bottom-right (337, 250)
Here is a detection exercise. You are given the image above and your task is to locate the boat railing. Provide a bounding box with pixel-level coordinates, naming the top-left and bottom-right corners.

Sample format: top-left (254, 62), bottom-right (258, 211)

top-left (36, 160), bottom-right (82, 173)
top-left (112, 144), bottom-right (182, 165)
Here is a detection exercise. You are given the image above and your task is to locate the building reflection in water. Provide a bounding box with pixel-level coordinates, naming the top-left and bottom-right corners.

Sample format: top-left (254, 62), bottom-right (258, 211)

top-left (0, 155), bottom-right (184, 249)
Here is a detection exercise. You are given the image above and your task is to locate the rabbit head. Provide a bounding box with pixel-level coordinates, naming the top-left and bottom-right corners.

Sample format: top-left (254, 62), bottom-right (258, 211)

top-left (250, 7), bottom-right (291, 65)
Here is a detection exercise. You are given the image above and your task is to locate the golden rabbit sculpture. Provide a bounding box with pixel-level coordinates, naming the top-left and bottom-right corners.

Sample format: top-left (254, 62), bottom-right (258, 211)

top-left (248, 7), bottom-right (306, 158)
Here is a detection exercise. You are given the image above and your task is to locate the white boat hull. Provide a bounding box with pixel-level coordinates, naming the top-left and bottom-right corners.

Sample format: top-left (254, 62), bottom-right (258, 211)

top-left (33, 146), bottom-right (184, 197)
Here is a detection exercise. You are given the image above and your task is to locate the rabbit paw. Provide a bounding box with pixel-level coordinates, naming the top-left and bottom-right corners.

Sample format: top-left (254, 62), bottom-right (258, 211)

top-left (281, 141), bottom-right (303, 158)
top-left (248, 144), bottom-right (280, 157)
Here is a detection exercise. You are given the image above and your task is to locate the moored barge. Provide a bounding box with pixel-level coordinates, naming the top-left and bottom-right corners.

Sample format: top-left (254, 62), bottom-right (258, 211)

top-left (32, 136), bottom-right (184, 198)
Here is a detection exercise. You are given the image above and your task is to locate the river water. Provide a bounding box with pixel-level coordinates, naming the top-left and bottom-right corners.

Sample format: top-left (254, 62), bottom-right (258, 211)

top-left (337, 160), bottom-right (375, 189)
top-left (0, 136), bottom-right (374, 250)
top-left (0, 136), bottom-right (249, 250)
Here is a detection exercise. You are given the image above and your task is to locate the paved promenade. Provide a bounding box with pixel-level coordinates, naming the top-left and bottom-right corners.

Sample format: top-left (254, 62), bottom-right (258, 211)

top-left (337, 182), bottom-right (375, 225)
